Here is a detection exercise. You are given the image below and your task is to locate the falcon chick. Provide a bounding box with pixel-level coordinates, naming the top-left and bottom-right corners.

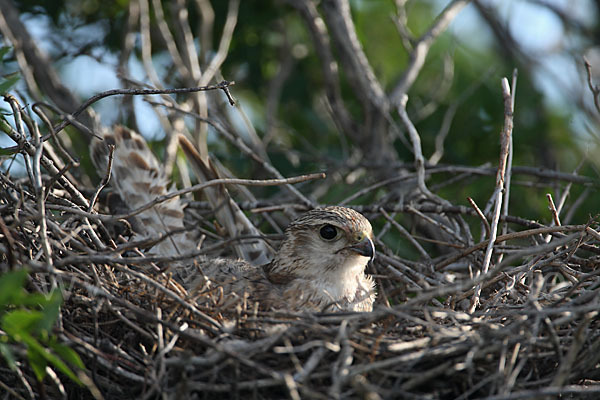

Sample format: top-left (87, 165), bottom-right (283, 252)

top-left (188, 206), bottom-right (376, 312)
top-left (91, 127), bottom-right (376, 312)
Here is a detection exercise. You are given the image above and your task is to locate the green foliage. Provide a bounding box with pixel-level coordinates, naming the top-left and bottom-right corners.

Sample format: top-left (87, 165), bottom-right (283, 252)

top-left (0, 73), bottom-right (19, 95)
top-left (0, 269), bottom-right (84, 385)
top-left (0, 46), bottom-right (19, 95)
top-left (5, 0), bottom-right (597, 226)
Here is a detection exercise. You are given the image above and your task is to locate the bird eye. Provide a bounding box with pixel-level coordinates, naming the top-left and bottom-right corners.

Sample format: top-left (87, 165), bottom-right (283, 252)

top-left (319, 224), bottom-right (338, 240)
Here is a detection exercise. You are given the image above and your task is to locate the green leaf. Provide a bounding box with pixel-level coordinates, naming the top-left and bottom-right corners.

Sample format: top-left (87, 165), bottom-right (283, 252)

top-left (22, 333), bottom-right (82, 385)
top-left (0, 269), bottom-right (28, 309)
top-left (0, 270), bottom-right (82, 386)
top-left (2, 310), bottom-right (44, 338)
top-left (0, 147), bottom-right (17, 156)
top-left (26, 341), bottom-right (48, 382)
top-left (36, 290), bottom-right (62, 333)
top-left (0, 46), bottom-right (11, 60)
top-left (0, 73), bottom-right (20, 94)
top-left (17, 292), bottom-right (51, 307)
top-left (0, 342), bottom-right (16, 370)
top-left (50, 342), bottom-right (85, 370)
top-left (9, 290), bottom-right (63, 334)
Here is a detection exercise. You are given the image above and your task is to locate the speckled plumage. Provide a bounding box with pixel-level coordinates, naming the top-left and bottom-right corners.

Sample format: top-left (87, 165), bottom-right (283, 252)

top-left (90, 126), bottom-right (195, 258)
top-left (92, 127), bottom-right (376, 312)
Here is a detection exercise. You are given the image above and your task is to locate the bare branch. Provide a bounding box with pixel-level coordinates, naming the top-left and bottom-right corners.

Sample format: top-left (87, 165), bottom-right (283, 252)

top-left (584, 56), bottom-right (600, 114)
top-left (49, 173), bottom-right (326, 222)
top-left (0, 0), bottom-right (94, 128)
top-left (51, 81), bottom-right (235, 135)
top-left (321, 0), bottom-right (388, 112)
top-left (546, 193), bottom-right (561, 227)
top-left (390, 0), bottom-right (470, 105)
top-left (198, 0), bottom-right (239, 87)
top-left (397, 95), bottom-right (432, 196)
top-left (290, 0), bottom-right (355, 137)
top-left (469, 77), bottom-right (514, 312)
top-left (467, 197), bottom-right (491, 240)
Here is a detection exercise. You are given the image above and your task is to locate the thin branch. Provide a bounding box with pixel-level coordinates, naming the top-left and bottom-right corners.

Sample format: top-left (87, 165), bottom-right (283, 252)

top-left (321, 0), bottom-right (388, 112)
top-left (51, 81), bottom-right (235, 135)
top-left (198, 0), bottom-right (239, 87)
top-left (397, 95), bottom-right (432, 196)
top-left (501, 69), bottom-right (518, 237)
top-left (88, 144), bottom-right (115, 212)
top-left (469, 77), bottom-right (514, 313)
top-left (1, 95), bottom-right (91, 208)
top-left (31, 118), bottom-right (53, 269)
top-left (584, 56), bottom-right (600, 113)
top-left (148, 100), bottom-right (317, 207)
top-left (546, 193), bottom-right (561, 227)
top-left (49, 173), bottom-right (326, 222)
top-left (138, 0), bottom-right (164, 88)
top-left (194, 0), bottom-right (215, 63)
top-left (467, 197), bottom-right (491, 240)
top-left (373, 163), bottom-right (597, 186)
top-left (434, 225), bottom-right (586, 271)
top-left (390, 0), bottom-right (470, 105)
top-left (150, 0), bottom-right (190, 81)
top-left (380, 208), bottom-right (430, 260)
top-left (290, 0), bottom-right (355, 137)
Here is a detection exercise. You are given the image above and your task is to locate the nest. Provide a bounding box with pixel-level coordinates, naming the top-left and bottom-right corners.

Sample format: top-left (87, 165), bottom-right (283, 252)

top-left (1, 101), bottom-right (600, 400)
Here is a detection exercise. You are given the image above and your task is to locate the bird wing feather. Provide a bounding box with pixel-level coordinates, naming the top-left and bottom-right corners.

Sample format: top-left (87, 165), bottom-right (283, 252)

top-left (178, 134), bottom-right (273, 265)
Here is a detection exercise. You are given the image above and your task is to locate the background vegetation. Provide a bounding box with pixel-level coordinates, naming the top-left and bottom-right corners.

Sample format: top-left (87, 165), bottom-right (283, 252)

top-left (1, 0), bottom-right (600, 398)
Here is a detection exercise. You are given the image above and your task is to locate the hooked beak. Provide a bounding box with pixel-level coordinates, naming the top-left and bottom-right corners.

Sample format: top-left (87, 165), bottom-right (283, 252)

top-left (347, 236), bottom-right (375, 263)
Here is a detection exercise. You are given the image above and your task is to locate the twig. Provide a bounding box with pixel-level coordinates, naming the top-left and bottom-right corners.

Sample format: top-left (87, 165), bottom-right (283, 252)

top-left (0, 380), bottom-right (26, 400)
top-left (0, 216), bottom-right (17, 268)
top-left (42, 161), bottom-right (75, 202)
top-left (390, 0), bottom-right (470, 105)
top-left (546, 193), bottom-right (561, 226)
top-left (320, 0), bottom-right (387, 112)
top-left (220, 83), bottom-right (236, 106)
top-left (340, 175), bottom-right (414, 206)
top-left (52, 173), bottom-right (325, 223)
top-left (583, 56), bottom-right (600, 113)
top-left (88, 144), bottom-right (114, 212)
top-left (198, 0), bottom-right (239, 90)
top-left (290, 0), bottom-right (354, 137)
top-left (148, 100), bottom-right (317, 207)
top-left (31, 103), bottom-right (78, 166)
top-left (501, 68), bottom-right (518, 235)
top-left (397, 95), bottom-right (432, 197)
top-left (585, 226), bottom-right (600, 241)
top-left (1, 96), bottom-right (90, 208)
top-left (469, 77), bottom-right (515, 313)
top-left (139, 0), bottom-right (163, 88)
top-left (467, 197), bottom-right (491, 240)
top-left (406, 205), bottom-right (462, 242)
top-left (380, 208), bottom-right (430, 260)
top-left (429, 67), bottom-right (494, 165)
top-left (31, 117), bottom-right (54, 271)
top-left (476, 385), bottom-right (600, 400)
top-left (435, 225), bottom-right (586, 271)
top-left (329, 320), bottom-right (352, 399)
top-left (422, 164), bottom-right (597, 185)
top-left (150, 0), bottom-right (188, 79)
top-left (51, 81), bottom-right (235, 134)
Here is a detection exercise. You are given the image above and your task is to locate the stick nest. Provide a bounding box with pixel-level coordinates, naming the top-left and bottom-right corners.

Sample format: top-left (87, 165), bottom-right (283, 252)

top-left (1, 130), bottom-right (600, 399)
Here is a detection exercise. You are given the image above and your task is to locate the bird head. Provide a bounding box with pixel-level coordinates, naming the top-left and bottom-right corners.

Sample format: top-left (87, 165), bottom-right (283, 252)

top-left (273, 207), bottom-right (374, 281)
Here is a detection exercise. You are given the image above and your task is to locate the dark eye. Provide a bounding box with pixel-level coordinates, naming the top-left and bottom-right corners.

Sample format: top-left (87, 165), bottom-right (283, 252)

top-left (319, 224), bottom-right (338, 240)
